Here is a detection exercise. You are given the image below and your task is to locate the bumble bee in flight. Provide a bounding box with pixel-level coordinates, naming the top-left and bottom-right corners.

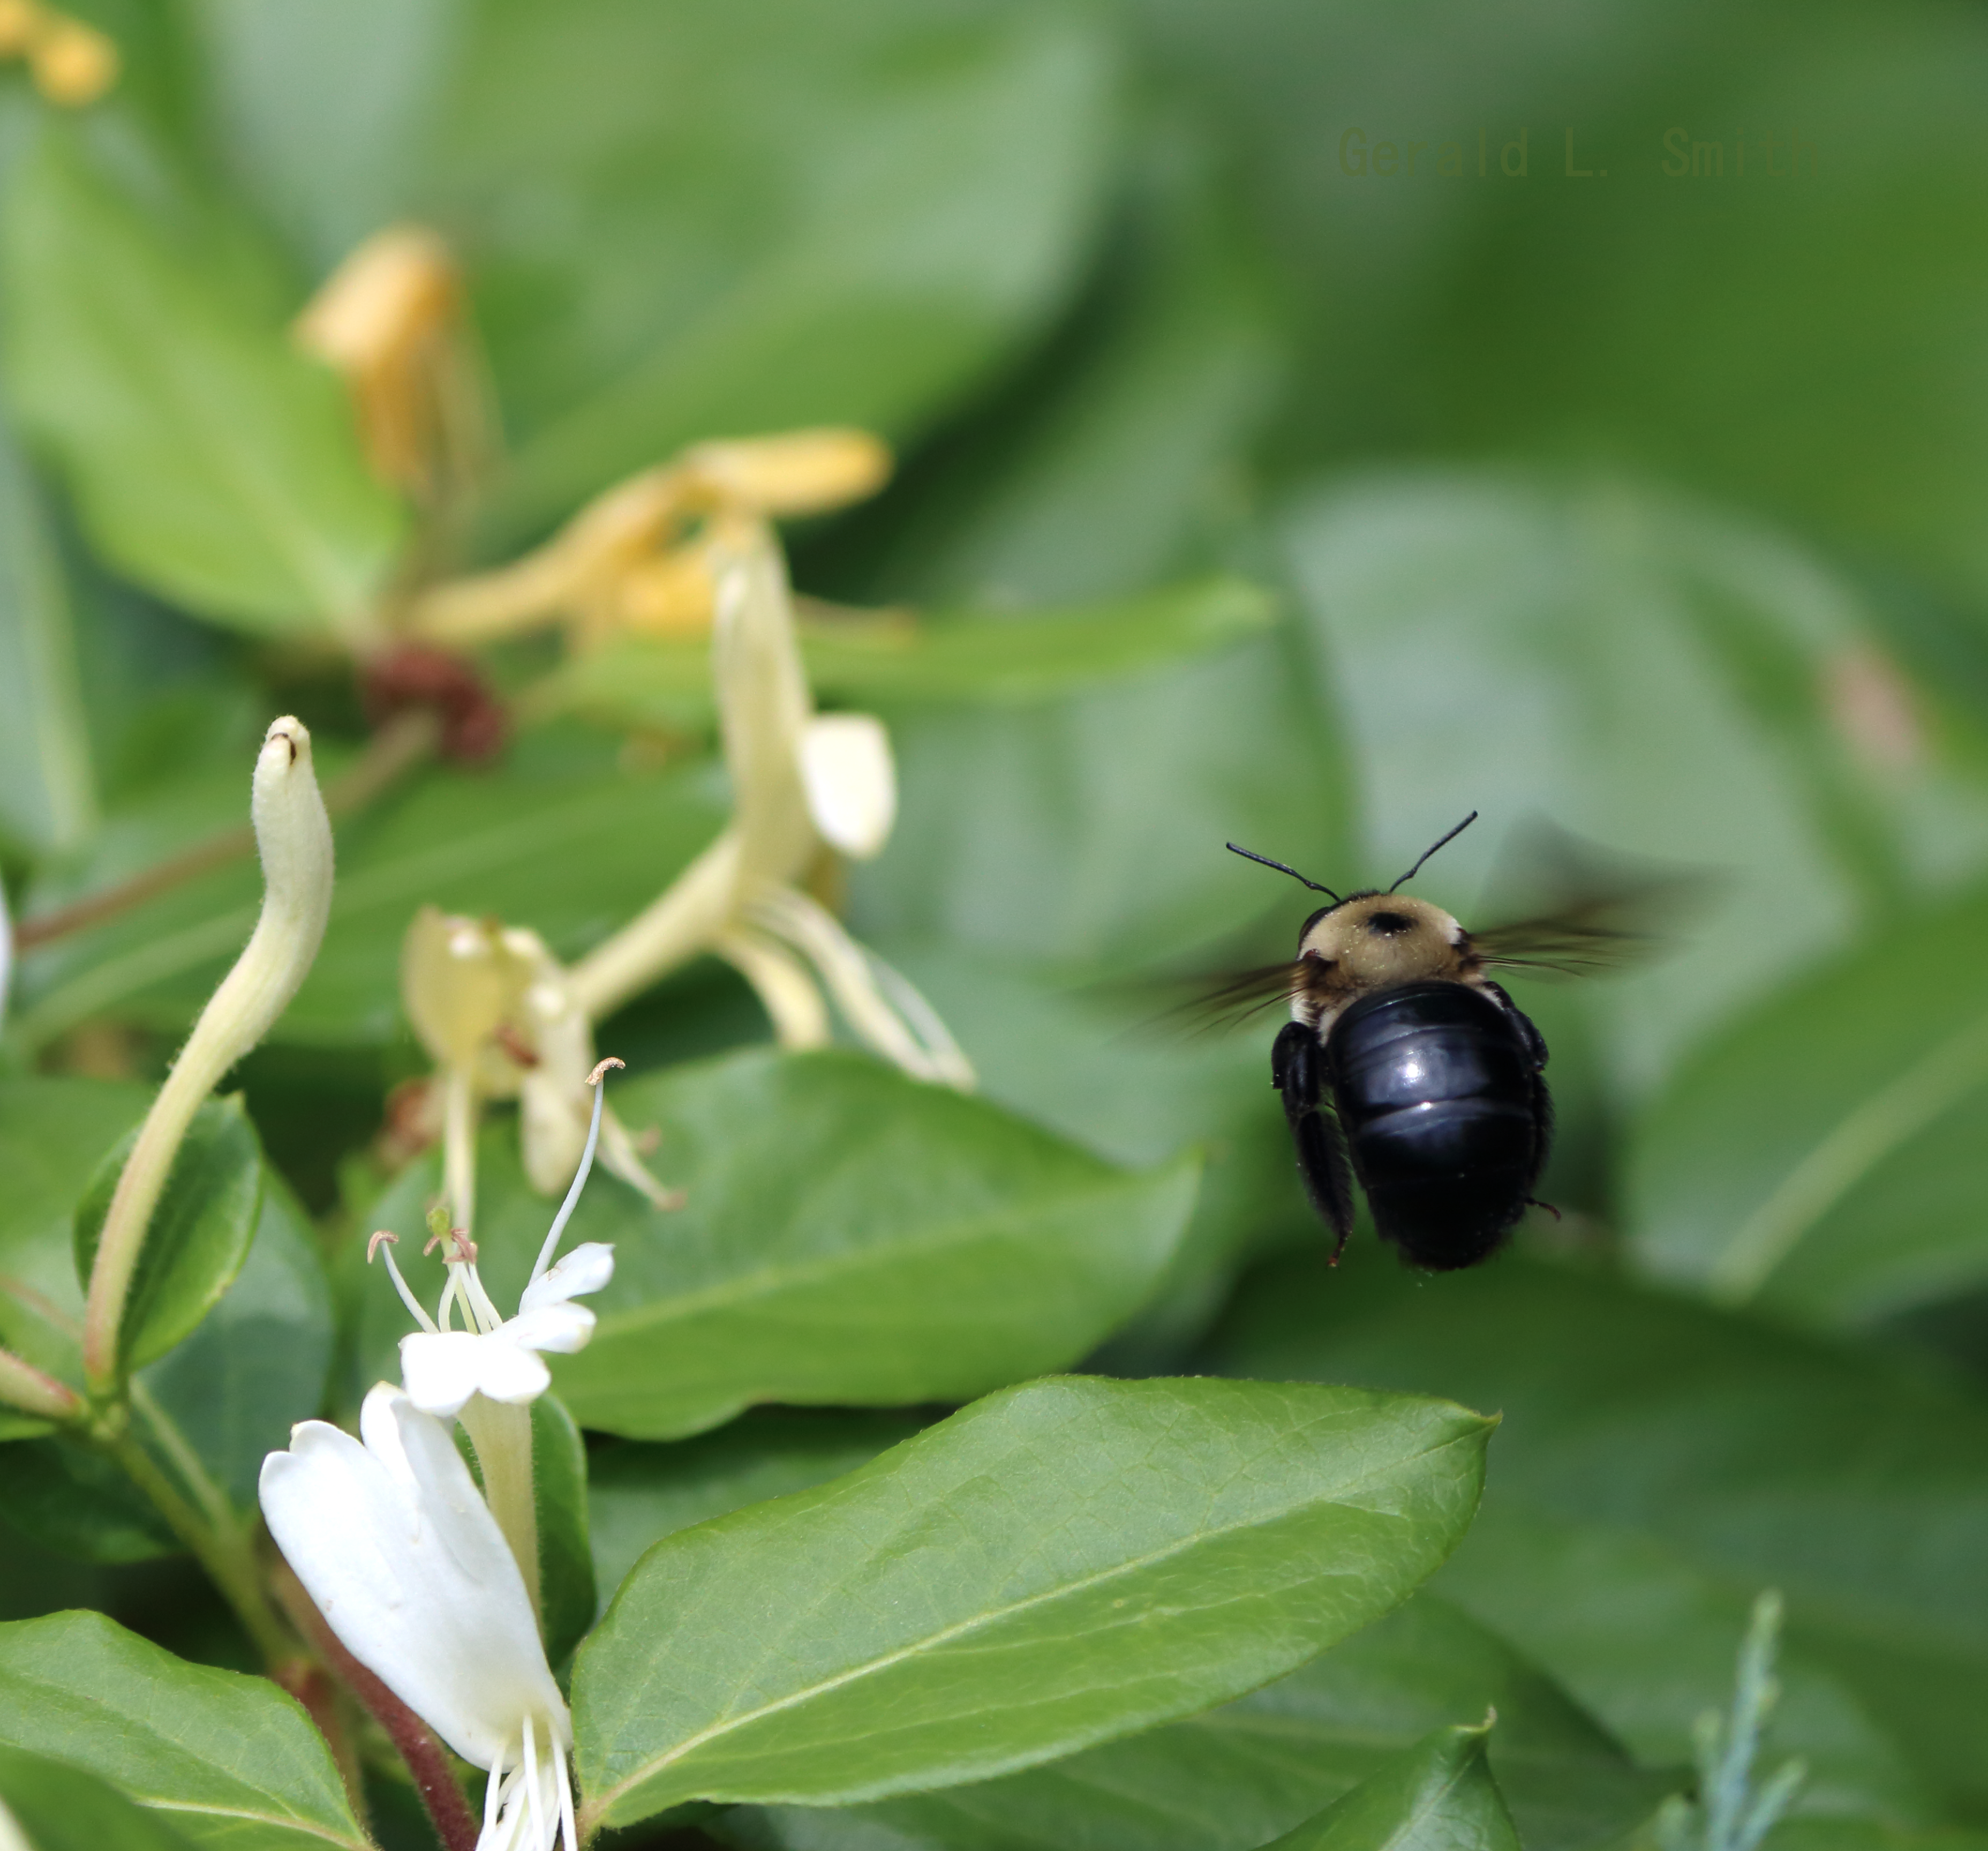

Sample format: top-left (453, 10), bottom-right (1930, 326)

top-left (1216, 811), bottom-right (1653, 1273)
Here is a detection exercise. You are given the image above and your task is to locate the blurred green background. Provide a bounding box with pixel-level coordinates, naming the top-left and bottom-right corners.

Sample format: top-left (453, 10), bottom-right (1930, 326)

top-left (6, 1), bottom-right (1988, 1845)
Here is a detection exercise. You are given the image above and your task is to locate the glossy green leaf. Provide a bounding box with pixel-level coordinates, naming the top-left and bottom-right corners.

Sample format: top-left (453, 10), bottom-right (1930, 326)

top-left (1279, 470), bottom-right (1988, 1086)
top-left (1, 129), bottom-right (403, 637)
top-left (1262, 1723), bottom-right (1520, 1851)
top-left (1625, 878), bottom-right (1988, 1322)
top-left (73, 1096), bottom-right (263, 1374)
top-left (724, 1593), bottom-right (1671, 1851)
top-left (0, 411), bottom-right (96, 859)
top-left (532, 1391), bottom-right (597, 1668)
top-left (575, 1374), bottom-right (1493, 1826)
top-left (357, 1048), bottom-right (1200, 1439)
top-left (1204, 1251), bottom-right (1988, 1817)
top-left (435, 0), bottom-right (1116, 540)
top-left (0, 1611), bottom-right (368, 1851)
top-left (864, 938), bottom-right (1311, 1368)
top-left (590, 1411), bottom-right (930, 1607)
top-left (13, 741), bottom-right (726, 1051)
top-left (136, 1170), bottom-right (334, 1511)
top-left (0, 1745), bottom-right (198, 1851)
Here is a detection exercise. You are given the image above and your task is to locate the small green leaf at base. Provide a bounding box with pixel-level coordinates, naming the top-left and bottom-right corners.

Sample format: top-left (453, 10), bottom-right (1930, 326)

top-left (576, 1374), bottom-right (1493, 1830)
top-left (1262, 1722), bottom-right (1520, 1851)
top-left (73, 1096), bottom-right (264, 1374)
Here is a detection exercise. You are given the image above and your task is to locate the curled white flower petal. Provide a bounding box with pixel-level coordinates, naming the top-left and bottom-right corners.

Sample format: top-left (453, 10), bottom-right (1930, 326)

top-left (504, 1301), bottom-right (595, 1357)
top-left (260, 1386), bottom-right (567, 1771)
top-left (799, 712), bottom-right (896, 859)
top-left (520, 1241), bottom-right (614, 1313)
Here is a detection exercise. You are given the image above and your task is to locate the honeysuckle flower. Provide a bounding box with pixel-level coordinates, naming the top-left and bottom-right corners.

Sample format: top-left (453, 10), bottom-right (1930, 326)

top-left (400, 907), bottom-right (676, 1220)
top-left (373, 1058), bottom-right (622, 1422)
top-left (371, 1058), bottom-right (621, 1615)
top-left (565, 518), bottom-right (974, 1088)
top-left (260, 1382), bottom-right (577, 1850)
top-left (0, 2), bottom-right (118, 106)
top-left (406, 428), bottom-right (892, 649)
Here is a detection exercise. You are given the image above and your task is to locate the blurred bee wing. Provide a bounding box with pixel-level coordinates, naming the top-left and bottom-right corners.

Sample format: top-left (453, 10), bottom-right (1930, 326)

top-left (1469, 815), bottom-right (1716, 978)
top-left (1155, 961), bottom-right (1311, 1035)
top-left (1471, 901), bottom-right (1668, 975)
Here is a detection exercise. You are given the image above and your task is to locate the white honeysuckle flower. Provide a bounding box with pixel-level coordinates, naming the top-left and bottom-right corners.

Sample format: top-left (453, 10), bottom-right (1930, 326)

top-left (374, 1060), bottom-right (622, 1423)
top-left (568, 520), bottom-right (974, 1089)
top-left (260, 1382), bottom-right (577, 1850)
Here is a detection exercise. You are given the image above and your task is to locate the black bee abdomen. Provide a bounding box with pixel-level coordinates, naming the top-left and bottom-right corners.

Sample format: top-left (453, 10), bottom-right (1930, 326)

top-left (1324, 981), bottom-right (1548, 1270)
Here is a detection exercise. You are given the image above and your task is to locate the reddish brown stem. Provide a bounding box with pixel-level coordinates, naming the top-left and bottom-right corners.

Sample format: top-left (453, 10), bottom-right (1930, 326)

top-left (277, 1567), bottom-right (479, 1851)
top-left (15, 708), bottom-right (439, 952)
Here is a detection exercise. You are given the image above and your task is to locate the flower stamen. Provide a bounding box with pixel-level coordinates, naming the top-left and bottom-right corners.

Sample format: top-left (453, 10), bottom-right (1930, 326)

top-left (367, 1231), bottom-right (440, 1334)
top-left (530, 1058), bottom-right (620, 1286)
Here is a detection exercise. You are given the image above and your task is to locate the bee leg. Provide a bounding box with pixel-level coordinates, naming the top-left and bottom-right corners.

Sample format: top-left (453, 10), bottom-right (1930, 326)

top-left (1271, 1022), bottom-right (1356, 1263)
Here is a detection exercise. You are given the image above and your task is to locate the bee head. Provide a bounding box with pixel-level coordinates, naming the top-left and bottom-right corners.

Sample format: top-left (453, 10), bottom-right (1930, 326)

top-left (1298, 891), bottom-right (1470, 989)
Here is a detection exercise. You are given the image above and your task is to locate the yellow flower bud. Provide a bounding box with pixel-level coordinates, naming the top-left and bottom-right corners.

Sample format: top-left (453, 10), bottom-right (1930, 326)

top-left (29, 13), bottom-right (116, 106)
top-left (0, 0), bottom-right (43, 58)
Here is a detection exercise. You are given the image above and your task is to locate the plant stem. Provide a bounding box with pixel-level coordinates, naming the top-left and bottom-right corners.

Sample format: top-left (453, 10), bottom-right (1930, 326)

top-left (100, 1423), bottom-right (297, 1668)
top-left (0, 1346), bottom-right (83, 1423)
top-left (16, 708), bottom-right (435, 953)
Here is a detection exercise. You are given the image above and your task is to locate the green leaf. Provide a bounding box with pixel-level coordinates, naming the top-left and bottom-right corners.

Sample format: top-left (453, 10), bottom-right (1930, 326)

top-left (0, 1611), bottom-right (368, 1851)
top-left (808, 579), bottom-right (1278, 705)
top-left (532, 1391), bottom-right (597, 1668)
top-left (0, 1745), bottom-right (198, 1851)
top-left (540, 578), bottom-right (1281, 730)
top-left (724, 1593), bottom-right (1671, 1851)
top-left (357, 1049), bottom-right (1200, 1439)
top-left (574, 1374), bottom-right (1493, 1826)
top-left (73, 1095), bottom-right (263, 1374)
top-left (1260, 1722), bottom-right (1519, 1851)
top-left (1, 127), bottom-right (403, 637)
top-left (186, 0), bottom-right (460, 271)
top-left (0, 410), bottom-right (96, 859)
top-left (1278, 469), bottom-right (1988, 1085)
top-left (13, 740), bottom-right (727, 1052)
top-left (136, 1169), bottom-right (334, 1510)
top-left (1625, 878), bottom-right (1988, 1323)
top-left (1436, 1503), bottom-right (1925, 1825)
top-left (0, 1075), bottom-right (150, 1385)
top-left (0, 1436), bottom-right (180, 1563)
top-left (1204, 1252), bottom-right (1988, 1818)
top-left (590, 1411), bottom-right (929, 1607)
top-left (434, 0), bottom-right (1117, 540)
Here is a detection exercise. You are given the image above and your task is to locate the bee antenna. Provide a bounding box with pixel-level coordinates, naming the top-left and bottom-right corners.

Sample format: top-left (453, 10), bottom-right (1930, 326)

top-left (1388, 810), bottom-right (1479, 893)
top-left (1226, 842), bottom-right (1342, 902)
